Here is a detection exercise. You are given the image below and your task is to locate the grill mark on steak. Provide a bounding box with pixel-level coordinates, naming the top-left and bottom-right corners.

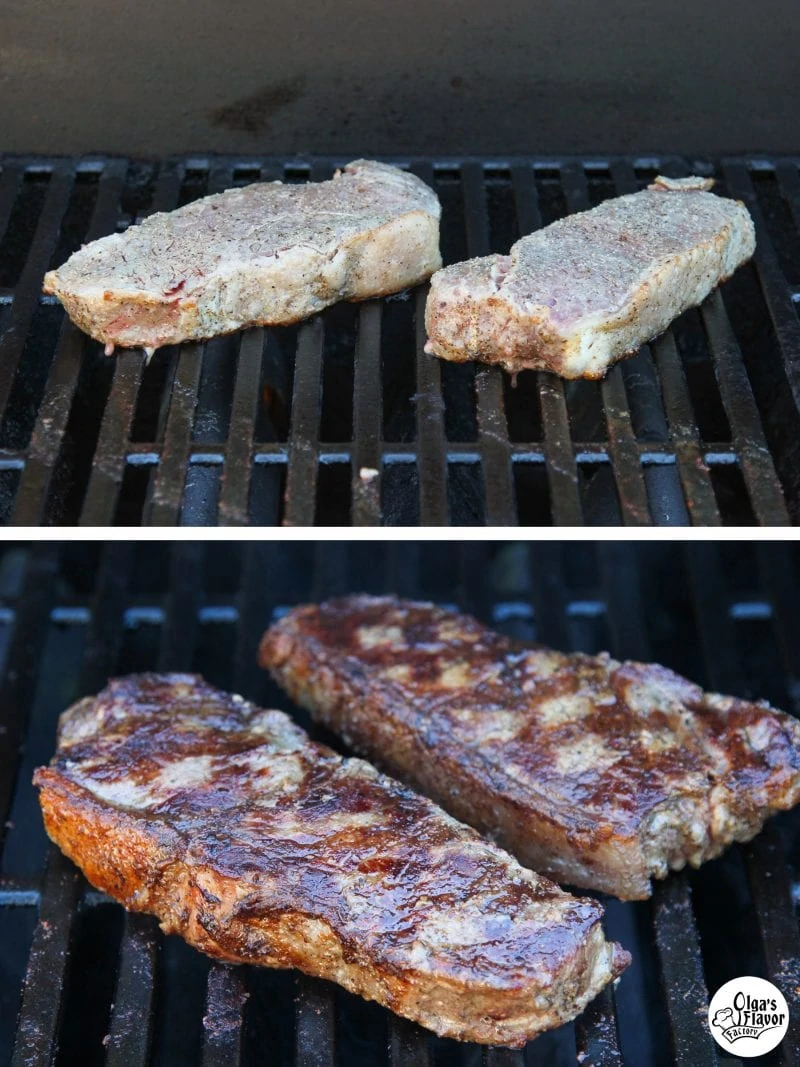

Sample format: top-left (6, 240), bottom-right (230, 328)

top-left (260, 596), bottom-right (800, 900)
top-left (33, 673), bottom-right (629, 1047)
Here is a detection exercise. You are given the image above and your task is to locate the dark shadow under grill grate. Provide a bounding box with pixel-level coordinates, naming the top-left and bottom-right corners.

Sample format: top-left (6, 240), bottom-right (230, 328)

top-left (0, 156), bottom-right (799, 525)
top-left (1, 541), bottom-right (800, 1066)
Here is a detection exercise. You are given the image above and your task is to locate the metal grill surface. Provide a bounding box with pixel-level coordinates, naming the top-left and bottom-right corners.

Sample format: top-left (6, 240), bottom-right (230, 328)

top-left (1, 541), bottom-right (799, 1066)
top-left (0, 156), bottom-right (799, 525)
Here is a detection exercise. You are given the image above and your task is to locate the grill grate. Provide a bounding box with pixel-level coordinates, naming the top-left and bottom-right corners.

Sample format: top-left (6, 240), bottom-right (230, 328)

top-left (0, 156), bottom-right (799, 525)
top-left (1, 541), bottom-right (800, 1066)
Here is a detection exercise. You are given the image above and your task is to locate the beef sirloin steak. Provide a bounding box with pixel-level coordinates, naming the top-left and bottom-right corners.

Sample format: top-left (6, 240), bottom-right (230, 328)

top-left (424, 176), bottom-right (755, 379)
top-left (261, 596), bottom-right (800, 900)
top-left (34, 674), bottom-right (628, 1047)
top-left (43, 161), bottom-right (442, 356)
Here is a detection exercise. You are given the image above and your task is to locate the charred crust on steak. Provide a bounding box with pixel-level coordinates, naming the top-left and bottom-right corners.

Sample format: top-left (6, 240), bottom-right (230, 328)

top-left (33, 672), bottom-right (629, 1047)
top-left (260, 596), bottom-right (800, 900)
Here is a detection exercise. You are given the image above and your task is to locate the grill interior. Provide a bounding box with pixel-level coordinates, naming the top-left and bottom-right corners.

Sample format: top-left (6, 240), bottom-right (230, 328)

top-left (1, 540), bottom-right (800, 1066)
top-left (1, 156), bottom-right (800, 525)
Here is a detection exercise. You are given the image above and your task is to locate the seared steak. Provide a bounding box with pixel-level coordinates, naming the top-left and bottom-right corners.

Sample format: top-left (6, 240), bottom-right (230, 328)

top-left (424, 176), bottom-right (755, 379)
top-left (33, 674), bottom-right (628, 1047)
top-left (43, 161), bottom-right (441, 356)
top-left (261, 596), bottom-right (800, 900)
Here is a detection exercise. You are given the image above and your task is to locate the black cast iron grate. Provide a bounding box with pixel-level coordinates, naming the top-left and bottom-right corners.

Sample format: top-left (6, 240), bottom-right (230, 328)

top-left (1, 155), bottom-right (800, 526)
top-left (1, 541), bottom-right (800, 1067)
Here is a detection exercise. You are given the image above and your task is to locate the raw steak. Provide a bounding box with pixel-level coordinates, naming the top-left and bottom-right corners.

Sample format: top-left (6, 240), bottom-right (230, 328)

top-left (43, 161), bottom-right (441, 356)
top-left (424, 176), bottom-right (755, 379)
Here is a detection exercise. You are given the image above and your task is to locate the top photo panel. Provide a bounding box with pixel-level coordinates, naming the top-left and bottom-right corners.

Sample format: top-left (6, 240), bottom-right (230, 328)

top-left (2, 158), bottom-right (797, 527)
top-left (1, 2), bottom-right (798, 526)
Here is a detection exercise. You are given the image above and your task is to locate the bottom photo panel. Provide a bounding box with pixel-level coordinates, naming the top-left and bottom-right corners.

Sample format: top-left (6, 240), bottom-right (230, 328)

top-left (1, 540), bottom-right (799, 1067)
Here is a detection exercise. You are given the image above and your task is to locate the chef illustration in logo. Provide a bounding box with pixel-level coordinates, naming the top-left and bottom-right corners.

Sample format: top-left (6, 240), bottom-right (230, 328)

top-left (708, 976), bottom-right (789, 1057)
top-left (711, 1006), bottom-right (735, 1032)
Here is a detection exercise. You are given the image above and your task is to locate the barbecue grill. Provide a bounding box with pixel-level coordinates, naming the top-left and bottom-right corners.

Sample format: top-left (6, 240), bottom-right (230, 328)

top-left (1, 156), bottom-right (799, 526)
top-left (1, 540), bottom-right (799, 1066)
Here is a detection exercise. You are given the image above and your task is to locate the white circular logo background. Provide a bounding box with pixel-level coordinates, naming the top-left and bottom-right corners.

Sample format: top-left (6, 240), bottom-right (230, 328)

top-left (708, 976), bottom-right (789, 1057)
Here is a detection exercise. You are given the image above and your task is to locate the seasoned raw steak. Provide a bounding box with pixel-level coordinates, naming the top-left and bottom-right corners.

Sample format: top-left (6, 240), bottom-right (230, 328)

top-left (424, 176), bottom-right (755, 379)
top-left (261, 596), bottom-right (800, 900)
top-left (33, 674), bottom-right (628, 1047)
top-left (43, 161), bottom-right (441, 355)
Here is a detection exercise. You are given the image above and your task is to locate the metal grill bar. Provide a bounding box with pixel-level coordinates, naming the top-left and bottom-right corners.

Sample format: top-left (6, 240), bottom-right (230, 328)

top-left (0, 436), bottom-right (751, 464)
top-left (411, 163), bottom-right (449, 526)
top-left (701, 291), bottom-right (789, 524)
top-left (201, 966), bottom-right (248, 1067)
top-left (757, 543), bottom-right (800, 708)
top-left (145, 342), bottom-right (205, 524)
top-left (0, 545), bottom-right (59, 844)
top-left (79, 542), bottom-right (133, 690)
top-left (723, 161), bottom-right (800, 415)
top-left (159, 541), bottom-right (204, 669)
top-left (81, 351), bottom-right (148, 525)
top-left (146, 164), bottom-right (234, 527)
top-left (79, 162), bottom-right (183, 526)
top-left (651, 876), bottom-right (719, 1067)
top-left (461, 162), bottom-right (516, 524)
top-left (0, 164), bottom-right (23, 249)
top-left (649, 331), bottom-right (722, 525)
top-left (294, 978), bottom-right (335, 1067)
top-left (574, 988), bottom-right (623, 1066)
top-left (599, 367), bottom-right (652, 524)
top-left (608, 160), bottom-right (692, 526)
top-left (511, 164), bottom-right (582, 525)
top-left (414, 282), bottom-right (448, 525)
top-left (218, 328), bottom-right (264, 525)
top-left (775, 160), bottom-right (800, 232)
top-left (483, 1048), bottom-right (524, 1066)
top-left (528, 541), bottom-right (571, 649)
top-left (9, 545), bottom-right (131, 1067)
top-left (233, 542), bottom-right (284, 699)
top-left (146, 164), bottom-right (234, 526)
top-left (561, 162), bottom-right (651, 525)
top-left (10, 852), bottom-right (80, 1067)
top-left (0, 163), bottom-right (75, 425)
top-left (388, 1017), bottom-right (430, 1066)
top-left (742, 826), bottom-right (800, 1067)
top-left (11, 159), bottom-right (128, 525)
top-left (352, 301), bottom-right (383, 525)
top-left (105, 913), bottom-right (158, 1067)
top-left (284, 318), bottom-right (324, 525)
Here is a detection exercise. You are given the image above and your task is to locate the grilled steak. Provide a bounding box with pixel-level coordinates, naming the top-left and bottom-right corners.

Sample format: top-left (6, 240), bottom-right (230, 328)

top-left (260, 596), bottom-right (800, 900)
top-left (33, 673), bottom-right (629, 1047)
top-left (43, 161), bottom-right (441, 356)
top-left (424, 176), bottom-right (755, 379)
